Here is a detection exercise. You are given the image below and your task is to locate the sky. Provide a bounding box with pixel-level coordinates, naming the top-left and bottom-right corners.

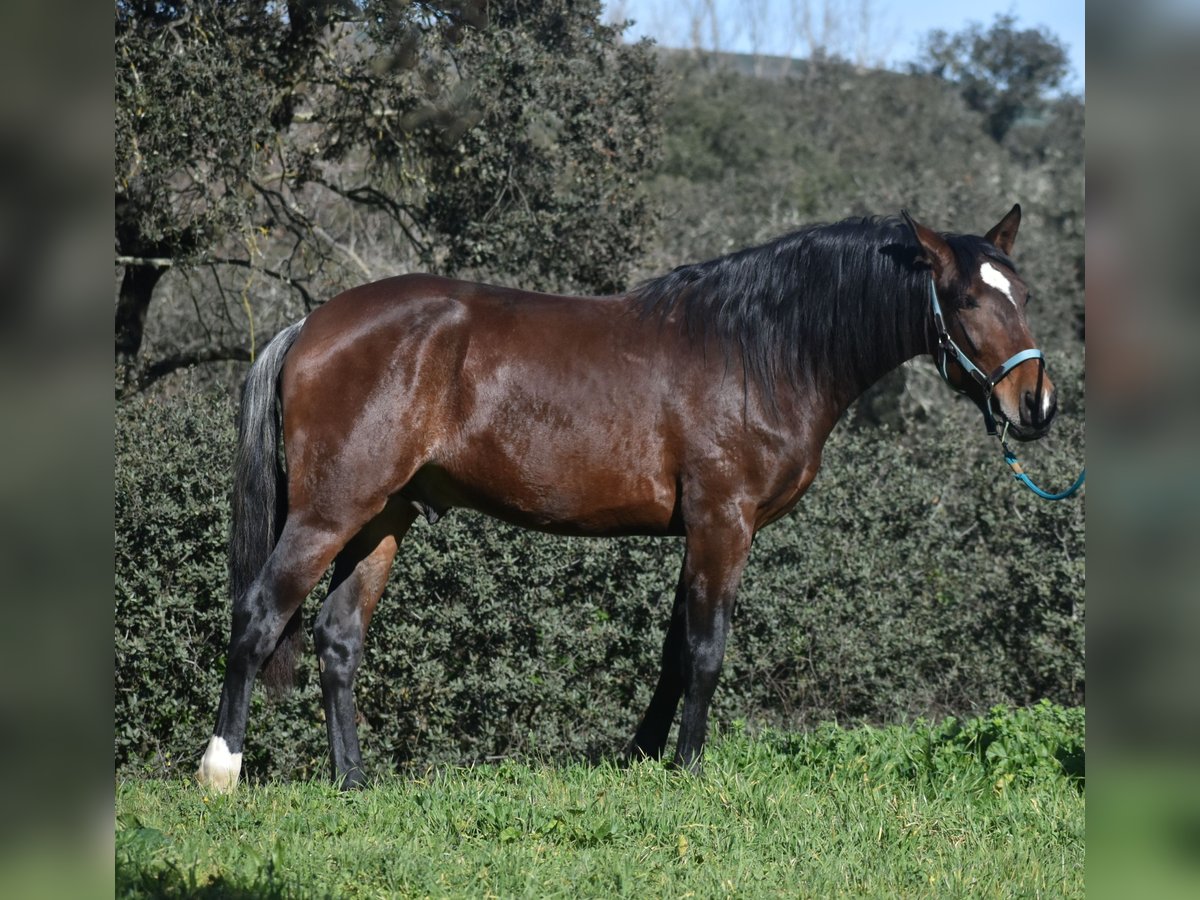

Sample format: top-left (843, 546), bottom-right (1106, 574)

top-left (605, 1), bottom-right (1085, 94)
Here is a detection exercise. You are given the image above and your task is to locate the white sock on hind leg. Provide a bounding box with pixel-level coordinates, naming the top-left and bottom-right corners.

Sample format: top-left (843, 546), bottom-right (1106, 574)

top-left (196, 736), bottom-right (242, 792)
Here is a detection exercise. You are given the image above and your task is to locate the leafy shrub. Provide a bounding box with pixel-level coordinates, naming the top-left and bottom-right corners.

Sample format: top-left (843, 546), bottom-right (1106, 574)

top-left (930, 700), bottom-right (1085, 784)
top-left (746, 700), bottom-right (1084, 790)
top-left (115, 389), bottom-right (237, 774)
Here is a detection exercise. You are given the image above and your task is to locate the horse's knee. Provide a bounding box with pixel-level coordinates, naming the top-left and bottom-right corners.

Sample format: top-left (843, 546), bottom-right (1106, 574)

top-left (687, 618), bottom-right (730, 678)
top-left (686, 646), bottom-right (725, 697)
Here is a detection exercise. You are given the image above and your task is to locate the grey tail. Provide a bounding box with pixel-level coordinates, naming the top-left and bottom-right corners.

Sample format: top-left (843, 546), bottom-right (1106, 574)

top-left (228, 318), bottom-right (307, 698)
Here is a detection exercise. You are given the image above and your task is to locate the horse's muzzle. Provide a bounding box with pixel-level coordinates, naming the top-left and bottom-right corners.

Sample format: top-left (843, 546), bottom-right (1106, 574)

top-left (1002, 385), bottom-right (1056, 441)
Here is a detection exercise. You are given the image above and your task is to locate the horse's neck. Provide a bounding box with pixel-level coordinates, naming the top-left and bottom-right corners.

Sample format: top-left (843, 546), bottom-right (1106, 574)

top-left (824, 315), bottom-right (931, 417)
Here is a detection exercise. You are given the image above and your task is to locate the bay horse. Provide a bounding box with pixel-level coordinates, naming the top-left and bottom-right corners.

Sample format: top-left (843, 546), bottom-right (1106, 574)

top-left (197, 205), bottom-right (1057, 791)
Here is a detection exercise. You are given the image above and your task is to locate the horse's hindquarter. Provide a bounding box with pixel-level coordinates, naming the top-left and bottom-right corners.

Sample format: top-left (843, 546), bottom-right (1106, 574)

top-left (281, 275), bottom-right (688, 537)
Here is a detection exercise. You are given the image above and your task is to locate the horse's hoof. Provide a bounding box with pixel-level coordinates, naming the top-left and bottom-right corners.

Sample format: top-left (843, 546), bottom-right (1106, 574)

top-left (335, 767), bottom-right (368, 791)
top-left (197, 736), bottom-right (242, 793)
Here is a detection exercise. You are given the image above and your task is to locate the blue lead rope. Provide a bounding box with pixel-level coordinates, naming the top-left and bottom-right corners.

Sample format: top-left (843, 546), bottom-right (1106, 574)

top-left (999, 423), bottom-right (1085, 501)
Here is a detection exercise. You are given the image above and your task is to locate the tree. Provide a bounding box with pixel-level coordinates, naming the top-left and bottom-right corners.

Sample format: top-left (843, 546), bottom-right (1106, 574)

top-left (917, 13), bottom-right (1070, 142)
top-left (115, 1), bottom-right (661, 394)
top-left (115, 2), bottom-right (279, 385)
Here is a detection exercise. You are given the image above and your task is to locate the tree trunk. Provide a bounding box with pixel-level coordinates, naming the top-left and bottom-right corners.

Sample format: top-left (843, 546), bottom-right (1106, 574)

top-left (115, 262), bottom-right (166, 395)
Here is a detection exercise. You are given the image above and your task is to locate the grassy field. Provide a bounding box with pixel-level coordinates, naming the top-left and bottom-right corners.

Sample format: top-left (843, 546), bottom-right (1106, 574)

top-left (117, 707), bottom-right (1084, 898)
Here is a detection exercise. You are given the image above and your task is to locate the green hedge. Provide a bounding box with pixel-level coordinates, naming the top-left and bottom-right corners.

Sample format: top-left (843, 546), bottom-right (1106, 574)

top-left (115, 385), bottom-right (1083, 781)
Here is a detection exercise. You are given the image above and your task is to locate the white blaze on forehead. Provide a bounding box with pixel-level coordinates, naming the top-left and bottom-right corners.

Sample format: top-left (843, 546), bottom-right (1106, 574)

top-left (197, 735), bottom-right (242, 793)
top-left (980, 262), bottom-right (1017, 308)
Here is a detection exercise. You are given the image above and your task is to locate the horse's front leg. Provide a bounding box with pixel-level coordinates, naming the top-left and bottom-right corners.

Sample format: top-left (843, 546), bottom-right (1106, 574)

top-left (626, 569), bottom-right (689, 761)
top-left (673, 510), bottom-right (754, 772)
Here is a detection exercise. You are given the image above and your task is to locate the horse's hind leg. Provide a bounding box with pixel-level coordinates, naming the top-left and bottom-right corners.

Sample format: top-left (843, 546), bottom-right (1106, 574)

top-left (198, 516), bottom-right (345, 792)
top-left (314, 502), bottom-right (416, 789)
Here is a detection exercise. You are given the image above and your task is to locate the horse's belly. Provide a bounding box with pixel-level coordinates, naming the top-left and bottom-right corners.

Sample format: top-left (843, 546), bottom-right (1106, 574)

top-left (402, 456), bottom-right (681, 537)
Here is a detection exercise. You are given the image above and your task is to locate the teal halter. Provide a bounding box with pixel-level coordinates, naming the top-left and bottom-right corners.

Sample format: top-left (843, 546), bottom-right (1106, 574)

top-left (928, 276), bottom-right (1043, 437)
top-left (928, 276), bottom-right (1085, 501)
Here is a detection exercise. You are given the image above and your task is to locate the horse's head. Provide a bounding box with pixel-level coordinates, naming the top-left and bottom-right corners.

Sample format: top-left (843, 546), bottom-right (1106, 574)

top-left (903, 205), bottom-right (1056, 441)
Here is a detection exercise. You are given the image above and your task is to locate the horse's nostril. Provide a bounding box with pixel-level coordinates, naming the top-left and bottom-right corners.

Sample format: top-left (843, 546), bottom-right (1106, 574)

top-left (1023, 389), bottom-right (1057, 425)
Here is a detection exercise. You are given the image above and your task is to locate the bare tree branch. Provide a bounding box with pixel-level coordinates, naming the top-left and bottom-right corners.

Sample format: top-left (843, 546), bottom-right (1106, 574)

top-left (124, 344), bottom-right (252, 397)
top-left (116, 255), bottom-right (174, 268)
top-left (316, 178), bottom-right (431, 259)
top-left (206, 256), bottom-right (319, 310)
top-left (311, 224), bottom-right (374, 281)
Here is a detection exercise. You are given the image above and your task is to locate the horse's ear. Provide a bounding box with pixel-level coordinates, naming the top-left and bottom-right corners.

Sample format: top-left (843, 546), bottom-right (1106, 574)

top-left (901, 209), bottom-right (956, 280)
top-left (985, 203), bottom-right (1021, 255)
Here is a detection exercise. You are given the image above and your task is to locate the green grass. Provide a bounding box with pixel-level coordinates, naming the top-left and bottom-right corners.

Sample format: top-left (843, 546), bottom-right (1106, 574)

top-left (116, 707), bottom-right (1084, 898)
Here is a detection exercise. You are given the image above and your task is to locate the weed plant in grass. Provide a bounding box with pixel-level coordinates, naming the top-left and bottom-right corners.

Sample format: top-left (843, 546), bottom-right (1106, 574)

top-left (117, 705), bottom-right (1084, 898)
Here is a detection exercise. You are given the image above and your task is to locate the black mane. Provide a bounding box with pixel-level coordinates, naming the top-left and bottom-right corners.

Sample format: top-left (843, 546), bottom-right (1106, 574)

top-left (632, 216), bottom-right (1003, 397)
